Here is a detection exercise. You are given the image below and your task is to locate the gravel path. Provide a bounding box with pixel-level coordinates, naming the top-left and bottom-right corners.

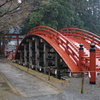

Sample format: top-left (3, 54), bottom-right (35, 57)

top-left (0, 60), bottom-right (100, 100)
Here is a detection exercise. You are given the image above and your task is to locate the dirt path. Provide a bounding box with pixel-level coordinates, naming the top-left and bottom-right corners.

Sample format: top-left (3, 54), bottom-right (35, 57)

top-left (0, 62), bottom-right (59, 98)
top-left (0, 60), bottom-right (100, 100)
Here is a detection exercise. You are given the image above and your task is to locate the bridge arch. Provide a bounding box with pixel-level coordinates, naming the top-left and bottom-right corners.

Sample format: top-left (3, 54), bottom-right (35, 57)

top-left (59, 28), bottom-right (100, 70)
top-left (15, 26), bottom-right (100, 80)
top-left (59, 28), bottom-right (100, 47)
top-left (15, 26), bottom-right (81, 77)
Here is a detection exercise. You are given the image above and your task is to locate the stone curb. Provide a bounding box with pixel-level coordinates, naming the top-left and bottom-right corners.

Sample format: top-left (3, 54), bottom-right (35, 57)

top-left (8, 61), bottom-right (68, 92)
top-left (0, 72), bottom-right (22, 96)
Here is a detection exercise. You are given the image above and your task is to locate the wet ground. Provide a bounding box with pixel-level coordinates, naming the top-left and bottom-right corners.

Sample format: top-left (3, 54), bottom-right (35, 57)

top-left (0, 59), bottom-right (100, 100)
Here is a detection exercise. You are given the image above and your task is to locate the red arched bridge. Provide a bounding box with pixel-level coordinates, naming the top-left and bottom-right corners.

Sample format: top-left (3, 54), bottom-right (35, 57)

top-left (15, 26), bottom-right (100, 84)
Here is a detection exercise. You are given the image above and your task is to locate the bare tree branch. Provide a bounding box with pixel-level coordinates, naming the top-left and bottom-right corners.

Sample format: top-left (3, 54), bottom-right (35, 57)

top-left (0, 0), bottom-right (9, 8)
top-left (0, 0), bottom-right (42, 35)
top-left (0, 0), bottom-right (13, 17)
top-left (0, 0), bottom-right (25, 18)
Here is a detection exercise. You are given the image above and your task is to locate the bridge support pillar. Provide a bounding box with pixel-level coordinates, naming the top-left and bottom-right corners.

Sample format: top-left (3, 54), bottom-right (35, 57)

top-left (55, 53), bottom-right (58, 77)
top-left (89, 44), bottom-right (96, 84)
top-left (35, 38), bottom-right (39, 71)
top-left (43, 42), bottom-right (48, 74)
top-left (20, 51), bottom-right (23, 64)
top-left (56, 55), bottom-right (61, 79)
top-left (29, 40), bottom-right (32, 67)
top-left (24, 45), bottom-right (27, 66)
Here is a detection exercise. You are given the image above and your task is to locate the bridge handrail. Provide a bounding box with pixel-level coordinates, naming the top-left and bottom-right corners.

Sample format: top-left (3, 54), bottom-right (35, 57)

top-left (58, 28), bottom-right (100, 47)
top-left (27, 26), bottom-right (79, 66)
top-left (81, 56), bottom-right (90, 71)
top-left (59, 28), bottom-right (100, 71)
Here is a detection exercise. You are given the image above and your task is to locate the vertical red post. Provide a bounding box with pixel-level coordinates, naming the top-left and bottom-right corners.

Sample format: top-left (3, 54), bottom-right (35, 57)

top-left (90, 43), bottom-right (96, 84)
top-left (79, 44), bottom-right (84, 71)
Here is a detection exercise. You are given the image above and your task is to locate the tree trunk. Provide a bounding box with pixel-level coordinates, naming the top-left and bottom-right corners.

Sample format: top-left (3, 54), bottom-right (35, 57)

top-left (0, 37), bottom-right (1, 53)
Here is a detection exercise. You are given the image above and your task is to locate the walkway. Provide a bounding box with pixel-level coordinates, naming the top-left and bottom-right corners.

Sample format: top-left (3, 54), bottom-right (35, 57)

top-left (0, 62), bottom-right (59, 98)
top-left (0, 60), bottom-right (100, 100)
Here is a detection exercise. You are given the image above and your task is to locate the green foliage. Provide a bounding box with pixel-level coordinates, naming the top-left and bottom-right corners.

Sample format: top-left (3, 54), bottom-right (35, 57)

top-left (21, 0), bottom-right (100, 35)
top-left (29, 12), bottom-right (43, 25)
top-left (21, 0), bottom-right (84, 35)
top-left (73, 0), bottom-right (100, 35)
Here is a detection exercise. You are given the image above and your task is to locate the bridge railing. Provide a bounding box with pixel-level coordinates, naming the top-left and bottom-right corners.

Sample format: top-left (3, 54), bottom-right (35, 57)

top-left (27, 26), bottom-right (80, 67)
top-left (58, 28), bottom-right (100, 47)
top-left (81, 56), bottom-right (90, 71)
top-left (59, 28), bottom-right (100, 71)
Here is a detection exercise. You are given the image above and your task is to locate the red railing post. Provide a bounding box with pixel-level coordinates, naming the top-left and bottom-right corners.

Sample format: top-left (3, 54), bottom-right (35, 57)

top-left (79, 44), bottom-right (84, 71)
top-left (89, 44), bottom-right (96, 84)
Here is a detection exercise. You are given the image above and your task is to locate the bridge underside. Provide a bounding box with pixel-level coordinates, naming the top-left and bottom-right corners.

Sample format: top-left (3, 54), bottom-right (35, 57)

top-left (15, 36), bottom-right (71, 79)
top-left (15, 26), bottom-right (100, 82)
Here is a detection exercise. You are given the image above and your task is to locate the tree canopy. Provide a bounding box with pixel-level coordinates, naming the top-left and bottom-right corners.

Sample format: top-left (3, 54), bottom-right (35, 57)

top-left (21, 0), bottom-right (100, 35)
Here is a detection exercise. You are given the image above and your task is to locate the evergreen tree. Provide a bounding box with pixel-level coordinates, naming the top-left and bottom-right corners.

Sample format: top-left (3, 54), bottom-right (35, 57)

top-left (73, 0), bottom-right (100, 35)
top-left (21, 0), bottom-right (84, 34)
top-left (21, 0), bottom-right (100, 35)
